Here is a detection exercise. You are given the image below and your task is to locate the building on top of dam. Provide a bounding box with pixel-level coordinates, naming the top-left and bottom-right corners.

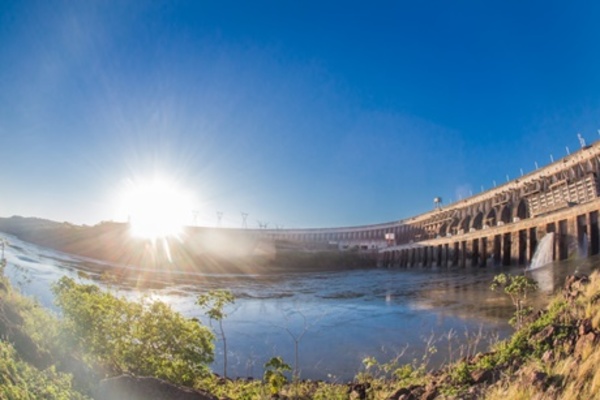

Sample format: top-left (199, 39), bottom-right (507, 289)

top-left (252, 139), bottom-right (600, 268)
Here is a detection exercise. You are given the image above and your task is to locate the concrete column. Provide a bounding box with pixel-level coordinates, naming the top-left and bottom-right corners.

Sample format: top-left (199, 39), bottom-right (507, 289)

top-left (511, 231), bottom-right (520, 266)
top-left (528, 227), bottom-right (538, 262)
top-left (493, 235), bottom-right (502, 266)
top-left (481, 237), bottom-right (488, 267)
top-left (442, 244), bottom-right (449, 268)
top-left (559, 219), bottom-right (569, 260)
top-left (428, 246), bottom-right (434, 267)
top-left (471, 239), bottom-right (479, 267)
top-left (585, 213), bottom-right (592, 257)
top-left (590, 211), bottom-right (599, 256)
top-left (460, 241), bottom-right (467, 268)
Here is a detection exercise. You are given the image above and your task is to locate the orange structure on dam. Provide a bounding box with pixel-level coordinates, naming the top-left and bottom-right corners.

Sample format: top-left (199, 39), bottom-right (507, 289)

top-left (259, 140), bottom-right (600, 268)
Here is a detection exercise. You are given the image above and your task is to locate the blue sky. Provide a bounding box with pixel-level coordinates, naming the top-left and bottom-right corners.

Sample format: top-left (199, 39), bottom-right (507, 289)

top-left (1, 1), bottom-right (600, 229)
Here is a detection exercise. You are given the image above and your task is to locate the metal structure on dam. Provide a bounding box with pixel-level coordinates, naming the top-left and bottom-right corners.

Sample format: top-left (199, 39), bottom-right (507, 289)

top-left (255, 140), bottom-right (600, 268)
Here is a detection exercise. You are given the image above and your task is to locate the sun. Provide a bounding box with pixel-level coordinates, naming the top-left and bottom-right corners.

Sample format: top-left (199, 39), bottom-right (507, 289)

top-left (120, 177), bottom-right (193, 240)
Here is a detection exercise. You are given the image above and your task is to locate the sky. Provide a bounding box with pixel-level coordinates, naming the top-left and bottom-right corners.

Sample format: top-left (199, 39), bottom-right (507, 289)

top-left (1, 0), bottom-right (600, 229)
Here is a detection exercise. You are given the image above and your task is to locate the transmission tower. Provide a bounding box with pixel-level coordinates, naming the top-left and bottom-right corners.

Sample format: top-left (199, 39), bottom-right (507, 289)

top-left (257, 221), bottom-right (269, 229)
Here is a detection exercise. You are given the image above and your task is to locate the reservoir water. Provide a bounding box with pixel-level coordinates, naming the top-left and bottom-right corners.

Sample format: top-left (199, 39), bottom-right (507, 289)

top-left (2, 233), bottom-right (595, 381)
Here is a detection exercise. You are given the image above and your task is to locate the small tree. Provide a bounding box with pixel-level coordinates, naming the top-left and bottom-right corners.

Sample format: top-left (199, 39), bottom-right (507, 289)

top-left (263, 356), bottom-right (291, 396)
top-left (196, 289), bottom-right (235, 378)
top-left (491, 273), bottom-right (538, 329)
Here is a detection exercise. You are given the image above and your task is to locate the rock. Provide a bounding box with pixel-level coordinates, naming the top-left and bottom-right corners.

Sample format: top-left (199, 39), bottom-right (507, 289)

top-left (541, 349), bottom-right (554, 364)
top-left (579, 318), bottom-right (593, 336)
top-left (348, 383), bottom-right (369, 400)
top-left (94, 375), bottom-right (218, 400)
top-left (574, 331), bottom-right (597, 358)
top-left (420, 383), bottom-right (438, 400)
top-left (563, 274), bottom-right (590, 301)
top-left (388, 387), bottom-right (410, 400)
top-left (391, 385), bottom-right (423, 400)
top-left (529, 371), bottom-right (548, 390)
top-left (532, 324), bottom-right (555, 345)
top-left (470, 368), bottom-right (494, 384)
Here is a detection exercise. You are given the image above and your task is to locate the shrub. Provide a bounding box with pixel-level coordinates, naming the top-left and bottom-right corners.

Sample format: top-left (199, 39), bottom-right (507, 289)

top-left (53, 277), bottom-right (214, 386)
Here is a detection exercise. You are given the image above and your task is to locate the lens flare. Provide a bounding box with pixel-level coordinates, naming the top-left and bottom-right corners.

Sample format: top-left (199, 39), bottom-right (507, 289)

top-left (120, 177), bottom-right (192, 240)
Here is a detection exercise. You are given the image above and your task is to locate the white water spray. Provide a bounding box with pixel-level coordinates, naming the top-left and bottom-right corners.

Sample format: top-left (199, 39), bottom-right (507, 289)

top-left (528, 232), bottom-right (555, 271)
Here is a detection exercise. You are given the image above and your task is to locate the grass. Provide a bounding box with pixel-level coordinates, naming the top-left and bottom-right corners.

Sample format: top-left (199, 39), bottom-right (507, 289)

top-left (3, 261), bottom-right (600, 399)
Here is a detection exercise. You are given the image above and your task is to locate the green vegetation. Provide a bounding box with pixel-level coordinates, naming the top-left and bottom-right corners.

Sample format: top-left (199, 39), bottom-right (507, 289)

top-left (196, 289), bottom-right (235, 379)
top-left (4, 265), bottom-right (600, 399)
top-left (490, 272), bottom-right (538, 329)
top-left (53, 277), bottom-right (214, 386)
top-left (0, 341), bottom-right (88, 400)
top-left (263, 356), bottom-right (292, 395)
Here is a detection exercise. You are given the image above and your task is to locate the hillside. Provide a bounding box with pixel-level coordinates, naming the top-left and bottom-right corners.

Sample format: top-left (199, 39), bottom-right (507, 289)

top-left (0, 216), bottom-right (376, 278)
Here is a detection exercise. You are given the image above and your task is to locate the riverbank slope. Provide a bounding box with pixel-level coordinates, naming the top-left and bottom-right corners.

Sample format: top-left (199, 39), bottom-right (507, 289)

top-left (2, 246), bottom-right (600, 399)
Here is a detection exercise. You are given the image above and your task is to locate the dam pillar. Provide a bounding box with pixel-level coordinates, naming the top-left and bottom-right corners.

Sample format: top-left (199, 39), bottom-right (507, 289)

top-left (518, 229), bottom-right (527, 265)
top-left (429, 246), bottom-right (434, 266)
top-left (452, 242), bottom-right (460, 267)
top-left (442, 243), bottom-right (449, 268)
top-left (493, 235), bottom-right (502, 266)
top-left (591, 211), bottom-right (600, 256)
top-left (546, 223), bottom-right (557, 262)
top-left (481, 237), bottom-right (488, 267)
top-left (428, 246), bottom-right (434, 267)
top-left (577, 214), bottom-right (591, 257)
top-left (502, 233), bottom-right (511, 266)
top-left (510, 231), bottom-right (520, 266)
top-left (558, 219), bottom-right (569, 260)
top-left (529, 227), bottom-right (538, 262)
top-left (471, 238), bottom-right (479, 267)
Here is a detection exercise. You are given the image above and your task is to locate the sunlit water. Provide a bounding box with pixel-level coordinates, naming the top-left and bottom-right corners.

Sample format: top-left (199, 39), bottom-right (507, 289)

top-left (2, 233), bottom-right (597, 381)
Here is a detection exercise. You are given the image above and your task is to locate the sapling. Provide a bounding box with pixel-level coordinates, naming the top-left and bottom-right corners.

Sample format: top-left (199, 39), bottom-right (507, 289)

top-left (197, 289), bottom-right (235, 379)
top-left (491, 273), bottom-right (538, 329)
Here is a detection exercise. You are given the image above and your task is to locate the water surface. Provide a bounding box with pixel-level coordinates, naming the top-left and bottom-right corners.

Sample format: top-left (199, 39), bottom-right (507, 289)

top-left (2, 233), bottom-right (593, 380)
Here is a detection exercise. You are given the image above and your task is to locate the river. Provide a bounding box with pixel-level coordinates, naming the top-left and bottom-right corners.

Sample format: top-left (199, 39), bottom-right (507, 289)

top-left (2, 233), bottom-right (595, 381)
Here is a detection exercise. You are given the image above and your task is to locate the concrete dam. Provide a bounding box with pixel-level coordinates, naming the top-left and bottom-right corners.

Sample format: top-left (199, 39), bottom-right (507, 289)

top-left (256, 140), bottom-right (600, 269)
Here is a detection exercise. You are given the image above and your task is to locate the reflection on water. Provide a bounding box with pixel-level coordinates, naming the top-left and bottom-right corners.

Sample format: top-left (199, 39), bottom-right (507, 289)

top-left (2, 233), bottom-right (598, 380)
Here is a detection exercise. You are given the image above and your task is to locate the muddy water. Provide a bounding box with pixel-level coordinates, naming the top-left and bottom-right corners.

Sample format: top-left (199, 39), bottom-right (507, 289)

top-left (2, 233), bottom-right (596, 380)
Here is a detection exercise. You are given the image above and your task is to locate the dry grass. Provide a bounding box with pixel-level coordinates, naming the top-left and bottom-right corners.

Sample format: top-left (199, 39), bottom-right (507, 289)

top-left (483, 271), bottom-right (600, 400)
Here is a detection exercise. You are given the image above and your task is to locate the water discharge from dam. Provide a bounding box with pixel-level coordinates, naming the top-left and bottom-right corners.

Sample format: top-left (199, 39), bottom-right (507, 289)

top-left (2, 233), bottom-right (597, 381)
top-left (528, 232), bottom-right (555, 271)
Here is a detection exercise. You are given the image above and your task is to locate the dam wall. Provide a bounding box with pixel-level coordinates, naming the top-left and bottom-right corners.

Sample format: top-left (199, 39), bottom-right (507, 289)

top-left (257, 140), bottom-right (600, 268)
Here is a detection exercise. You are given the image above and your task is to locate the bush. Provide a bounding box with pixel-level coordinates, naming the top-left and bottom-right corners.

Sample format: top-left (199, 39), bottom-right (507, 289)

top-left (0, 340), bottom-right (88, 400)
top-left (53, 277), bottom-right (214, 386)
